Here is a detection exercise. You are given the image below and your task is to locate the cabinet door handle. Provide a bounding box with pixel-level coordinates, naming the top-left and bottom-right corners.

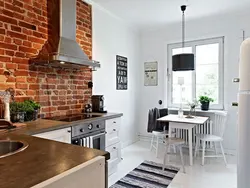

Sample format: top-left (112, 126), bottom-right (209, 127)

top-left (113, 121), bottom-right (116, 124)
top-left (67, 130), bottom-right (71, 133)
top-left (113, 129), bottom-right (116, 132)
top-left (113, 147), bottom-right (116, 149)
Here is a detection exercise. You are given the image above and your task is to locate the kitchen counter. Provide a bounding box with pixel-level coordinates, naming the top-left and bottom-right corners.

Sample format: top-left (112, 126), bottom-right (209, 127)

top-left (8, 112), bottom-right (123, 135)
top-left (0, 133), bottom-right (110, 188)
top-left (0, 112), bottom-right (123, 188)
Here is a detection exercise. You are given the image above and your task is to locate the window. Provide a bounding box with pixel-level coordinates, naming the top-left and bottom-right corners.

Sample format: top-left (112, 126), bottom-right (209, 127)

top-left (167, 37), bottom-right (224, 109)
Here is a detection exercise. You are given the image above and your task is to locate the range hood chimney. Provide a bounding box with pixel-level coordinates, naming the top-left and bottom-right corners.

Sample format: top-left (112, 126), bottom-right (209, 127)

top-left (35, 0), bottom-right (100, 69)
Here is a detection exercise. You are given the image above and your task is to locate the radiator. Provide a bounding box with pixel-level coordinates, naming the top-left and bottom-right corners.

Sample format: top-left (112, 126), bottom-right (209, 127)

top-left (174, 119), bottom-right (213, 149)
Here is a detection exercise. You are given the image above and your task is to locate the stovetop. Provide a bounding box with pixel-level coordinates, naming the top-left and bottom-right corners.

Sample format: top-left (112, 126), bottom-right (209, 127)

top-left (44, 114), bottom-right (101, 122)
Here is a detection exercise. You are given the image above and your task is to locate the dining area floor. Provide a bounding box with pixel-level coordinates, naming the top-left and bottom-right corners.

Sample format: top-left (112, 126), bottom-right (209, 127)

top-left (109, 141), bottom-right (237, 188)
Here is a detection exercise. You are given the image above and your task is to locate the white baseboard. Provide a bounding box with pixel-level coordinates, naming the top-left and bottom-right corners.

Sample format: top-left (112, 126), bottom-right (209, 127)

top-left (138, 134), bottom-right (236, 156)
top-left (121, 137), bottom-right (139, 149)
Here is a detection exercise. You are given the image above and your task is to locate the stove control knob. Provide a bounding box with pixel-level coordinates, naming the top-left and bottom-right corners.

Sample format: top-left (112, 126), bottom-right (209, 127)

top-left (96, 124), bottom-right (100, 128)
top-left (80, 128), bottom-right (84, 132)
top-left (88, 124), bottom-right (93, 130)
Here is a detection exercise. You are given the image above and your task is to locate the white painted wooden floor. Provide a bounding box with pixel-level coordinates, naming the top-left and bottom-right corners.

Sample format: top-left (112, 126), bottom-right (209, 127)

top-left (108, 141), bottom-right (237, 188)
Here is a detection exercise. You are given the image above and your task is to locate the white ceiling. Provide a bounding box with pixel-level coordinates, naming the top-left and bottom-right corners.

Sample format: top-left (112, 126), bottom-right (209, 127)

top-left (91, 0), bottom-right (250, 29)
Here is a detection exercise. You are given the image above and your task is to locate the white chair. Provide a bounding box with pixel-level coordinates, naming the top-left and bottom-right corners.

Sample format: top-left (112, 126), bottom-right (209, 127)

top-left (150, 130), bottom-right (169, 158)
top-left (194, 111), bottom-right (228, 165)
top-left (162, 137), bottom-right (186, 173)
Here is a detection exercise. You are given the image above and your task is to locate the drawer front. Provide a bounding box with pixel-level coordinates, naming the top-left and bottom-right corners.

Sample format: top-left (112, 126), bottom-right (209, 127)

top-left (105, 142), bottom-right (121, 161)
top-left (106, 118), bottom-right (121, 132)
top-left (108, 159), bottom-right (119, 176)
top-left (106, 128), bottom-right (119, 147)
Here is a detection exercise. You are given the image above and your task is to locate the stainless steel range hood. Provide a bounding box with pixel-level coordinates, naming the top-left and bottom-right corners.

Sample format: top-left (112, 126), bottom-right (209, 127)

top-left (36, 0), bottom-right (100, 69)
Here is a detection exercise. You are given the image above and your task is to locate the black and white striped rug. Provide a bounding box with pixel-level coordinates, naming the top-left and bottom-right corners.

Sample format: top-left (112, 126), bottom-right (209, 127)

top-left (110, 160), bottom-right (179, 188)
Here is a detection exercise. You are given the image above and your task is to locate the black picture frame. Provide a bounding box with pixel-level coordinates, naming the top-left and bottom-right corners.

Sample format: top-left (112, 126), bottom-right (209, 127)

top-left (116, 55), bottom-right (128, 90)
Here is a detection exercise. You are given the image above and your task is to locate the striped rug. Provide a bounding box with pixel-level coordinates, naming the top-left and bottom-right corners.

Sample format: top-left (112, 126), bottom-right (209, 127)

top-left (110, 160), bottom-right (179, 188)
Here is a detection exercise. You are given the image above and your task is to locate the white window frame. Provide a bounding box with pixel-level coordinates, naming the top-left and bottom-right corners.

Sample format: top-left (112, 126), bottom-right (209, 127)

top-left (167, 37), bottom-right (224, 110)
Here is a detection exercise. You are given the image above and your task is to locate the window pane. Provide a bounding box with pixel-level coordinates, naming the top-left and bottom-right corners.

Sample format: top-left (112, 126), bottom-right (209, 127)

top-left (172, 71), bottom-right (192, 104)
top-left (196, 43), bottom-right (219, 64)
top-left (172, 47), bottom-right (192, 55)
top-left (196, 43), bottom-right (219, 104)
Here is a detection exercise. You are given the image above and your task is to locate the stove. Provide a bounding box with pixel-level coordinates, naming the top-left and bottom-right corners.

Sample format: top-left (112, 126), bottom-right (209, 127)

top-left (44, 114), bottom-right (101, 122)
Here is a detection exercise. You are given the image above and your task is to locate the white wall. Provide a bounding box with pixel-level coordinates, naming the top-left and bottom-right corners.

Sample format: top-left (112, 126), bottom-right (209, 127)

top-left (91, 4), bottom-right (140, 148)
top-left (138, 10), bottom-right (250, 152)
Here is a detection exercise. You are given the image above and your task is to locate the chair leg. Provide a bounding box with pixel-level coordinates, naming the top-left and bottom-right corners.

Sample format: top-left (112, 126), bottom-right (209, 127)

top-left (150, 135), bottom-right (154, 150)
top-left (194, 138), bottom-right (199, 158)
top-left (179, 146), bottom-right (186, 173)
top-left (156, 136), bottom-right (159, 158)
top-left (214, 142), bottom-right (218, 155)
top-left (162, 144), bottom-right (169, 171)
top-left (202, 140), bottom-right (206, 166)
top-left (220, 141), bottom-right (227, 165)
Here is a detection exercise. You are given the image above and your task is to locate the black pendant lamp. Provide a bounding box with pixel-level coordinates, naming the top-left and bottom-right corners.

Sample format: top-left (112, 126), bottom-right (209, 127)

top-left (172, 5), bottom-right (194, 71)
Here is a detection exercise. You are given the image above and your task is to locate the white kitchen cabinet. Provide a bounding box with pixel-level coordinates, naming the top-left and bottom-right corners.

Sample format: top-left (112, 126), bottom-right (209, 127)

top-left (105, 117), bottom-right (121, 176)
top-left (33, 127), bottom-right (71, 144)
top-left (32, 156), bottom-right (105, 188)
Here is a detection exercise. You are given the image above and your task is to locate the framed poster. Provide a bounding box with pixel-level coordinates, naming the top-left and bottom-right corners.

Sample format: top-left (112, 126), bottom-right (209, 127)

top-left (144, 61), bottom-right (158, 86)
top-left (116, 55), bottom-right (128, 90)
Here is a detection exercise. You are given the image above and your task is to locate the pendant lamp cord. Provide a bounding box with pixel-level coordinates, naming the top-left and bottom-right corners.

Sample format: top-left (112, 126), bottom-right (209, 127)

top-left (181, 5), bottom-right (187, 49)
top-left (182, 10), bottom-right (185, 48)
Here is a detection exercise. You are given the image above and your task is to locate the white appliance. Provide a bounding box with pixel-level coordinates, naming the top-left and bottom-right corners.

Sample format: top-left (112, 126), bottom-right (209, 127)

top-left (238, 38), bottom-right (250, 188)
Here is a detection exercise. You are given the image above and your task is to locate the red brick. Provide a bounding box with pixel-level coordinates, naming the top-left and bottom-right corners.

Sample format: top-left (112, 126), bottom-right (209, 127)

top-left (16, 83), bottom-right (28, 89)
top-left (18, 64), bottom-right (29, 70)
top-left (19, 46), bottom-right (37, 54)
top-left (58, 106), bottom-right (70, 110)
top-left (12, 57), bottom-right (29, 64)
top-left (41, 85), bottom-right (56, 89)
top-left (14, 70), bottom-right (28, 76)
top-left (5, 50), bottom-right (14, 56)
top-left (11, 25), bottom-right (21, 32)
top-left (19, 21), bottom-right (36, 30)
top-left (41, 107), bottom-right (57, 113)
top-left (6, 76), bottom-right (16, 82)
top-left (7, 31), bottom-right (27, 40)
top-left (0, 28), bottom-right (5, 35)
top-left (4, 36), bottom-right (12, 43)
top-left (29, 84), bottom-right (40, 90)
top-left (28, 36), bottom-right (45, 44)
top-left (0, 56), bottom-right (11, 62)
top-left (13, 39), bottom-right (22, 45)
top-left (6, 63), bottom-right (17, 69)
top-left (23, 41), bottom-right (32, 48)
top-left (0, 42), bottom-right (18, 50)
top-left (16, 77), bottom-right (26, 83)
top-left (27, 77), bottom-right (37, 83)
top-left (27, 90), bottom-right (36, 96)
top-left (15, 52), bottom-right (25, 57)
top-left (0, 15), bottom-right (17, 25)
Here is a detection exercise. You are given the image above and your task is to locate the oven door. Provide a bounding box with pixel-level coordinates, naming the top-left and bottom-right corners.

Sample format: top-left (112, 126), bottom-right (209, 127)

top-left (90, 131), bottom-right (106, 151)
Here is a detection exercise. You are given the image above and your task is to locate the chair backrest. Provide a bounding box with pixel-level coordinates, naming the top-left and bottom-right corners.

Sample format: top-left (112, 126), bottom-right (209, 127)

top-left (212, 111), bottom-right (228, 138)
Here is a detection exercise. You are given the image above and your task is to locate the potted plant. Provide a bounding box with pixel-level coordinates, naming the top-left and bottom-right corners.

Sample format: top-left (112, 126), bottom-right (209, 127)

top-left (24, 100), bottom-right (41, 121)
top-left (199, 96), bottom-right (214, 111)
top-left (10, 102), bottom-right (26, 123)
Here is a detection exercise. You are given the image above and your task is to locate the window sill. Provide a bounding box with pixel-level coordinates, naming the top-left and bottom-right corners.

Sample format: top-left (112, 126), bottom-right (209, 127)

top-left (168, 107), bottom-right (225, 113)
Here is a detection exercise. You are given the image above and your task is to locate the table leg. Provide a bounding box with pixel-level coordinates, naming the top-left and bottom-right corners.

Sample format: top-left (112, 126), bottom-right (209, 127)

top-left (188, 127), bottom-right (193, 166)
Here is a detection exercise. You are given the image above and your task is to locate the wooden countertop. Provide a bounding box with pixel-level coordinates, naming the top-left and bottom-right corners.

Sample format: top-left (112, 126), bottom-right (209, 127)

top-left (0, 112), bottom-right (123, 188)
top-left (8, 112), bottom-right (123, 135)
top-left (0, 133), bottom-right (110, 188)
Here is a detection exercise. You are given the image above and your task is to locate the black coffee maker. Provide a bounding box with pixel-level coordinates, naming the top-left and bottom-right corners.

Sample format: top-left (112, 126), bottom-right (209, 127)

top-left (92, 95), bottom-right (107, 113)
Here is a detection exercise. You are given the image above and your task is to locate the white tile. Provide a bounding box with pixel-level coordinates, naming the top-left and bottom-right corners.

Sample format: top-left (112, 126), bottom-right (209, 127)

top-left (108, 141), bottom-right (237, 188)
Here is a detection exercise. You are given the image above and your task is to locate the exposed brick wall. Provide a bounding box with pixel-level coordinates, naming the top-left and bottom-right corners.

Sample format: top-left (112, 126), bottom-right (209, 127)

top-left (0, 0), bottom-right (92, 118)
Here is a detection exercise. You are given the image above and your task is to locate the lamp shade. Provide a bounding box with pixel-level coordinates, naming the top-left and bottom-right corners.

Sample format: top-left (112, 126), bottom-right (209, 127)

top-left (172, 53), bottom-right (195, 71)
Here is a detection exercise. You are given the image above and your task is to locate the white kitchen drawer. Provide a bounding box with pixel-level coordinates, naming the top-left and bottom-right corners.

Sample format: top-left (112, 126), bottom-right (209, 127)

top-left (105, 118), bottom-right (120, 147)
top-left (107, 158), bottom-right (120, 176)
top-left (105, 142), bottom-right (121, 162)
top-left (106, 118), bottom-right (121, 132)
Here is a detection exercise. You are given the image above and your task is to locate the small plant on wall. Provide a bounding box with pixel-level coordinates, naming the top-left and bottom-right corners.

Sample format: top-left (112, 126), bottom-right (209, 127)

top-left (199, 96), bottom-right (214, 111)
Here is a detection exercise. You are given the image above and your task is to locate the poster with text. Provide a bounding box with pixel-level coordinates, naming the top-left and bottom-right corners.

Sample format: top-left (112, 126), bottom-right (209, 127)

top-left (144, 61), bottom-right (158, 86)
top-left (116, 55), bottom-right (128, 90)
